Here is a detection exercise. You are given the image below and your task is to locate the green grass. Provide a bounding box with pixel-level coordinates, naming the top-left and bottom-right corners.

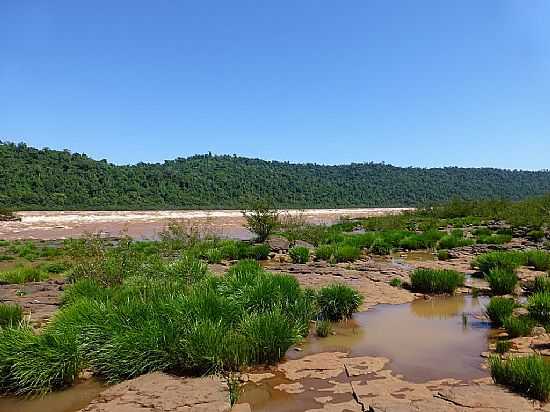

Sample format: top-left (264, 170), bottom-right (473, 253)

top-left (0, 303), bottom-right (23, 328)
top-left (437, 249), bottom-right (450, 260)
top-left (316, 320), bottom-right (332, 337)
top-left (472, 251), bottom-right (526, 275)
top-left (0, 266), bottom-right (48, 284)
top-left (495, 340), bottom-right (512, 354)
top-left (389, 278), bottom-right (402, 287)
top-left (289, 246), bottom-right (310, 264)
top-left (476, 234), bottom-right (512, 245)
top-left (485, 297), bottom-right (515, 326)
top-left (317, 283), bottom-right (363, 321)
top-left (534, 275), bottom-right (550, 294)
top-left (503, 316), bottom-right (535, 338)
top-left (528, 292), bottom-right (550, 323)
top-left (525, 250), bottom-right (550, 271)
top-left (437, 234), bottom-right (474, 250)
top-left (486, 268), bottom-right (518, 295)
top-left (490, 355), bottom-right (550, 401)
top-left (409, 268), bottom-right (464, 294)
top-left (528, 230), bottom-right (546, 241)
top-left (315, 244), bottom-right (361, 263)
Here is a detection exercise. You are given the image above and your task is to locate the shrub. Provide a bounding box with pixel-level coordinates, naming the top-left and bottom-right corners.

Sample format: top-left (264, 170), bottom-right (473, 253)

top-left (409, 268), bottom-right (464, 294)
top-left (503, 316), bottom-right (535, 338)
top-left (437, 249), bottom-right (450, 260)
top-left (317, 284), bottom-right (363, 321)
top-left (370, 238), bottom-right (391, 255)
top-left (389, 278), bottom-right (402, 287)
top-left (528, 230), bottom-right (546, 241)
top-left (490, 355), bottom-right (550, 401)
top-left (0, 303), bottom-right (23, 327)
top-left (472, 251), bottom-right (526, 275)
top-left (316, 320), bottom-right (332, 337)
top-left (486, 297), bottom-right (515, 326)
top-left (289, 246), bottom-right (309, 264)
top-left (528, 292), bottom-right (550, 323)
top-left (486, 268), bottom-right (518, 295)
top-left (242, 202), bottom-right (280, 243)
top-left (525, 250), bottom-right (550, 271)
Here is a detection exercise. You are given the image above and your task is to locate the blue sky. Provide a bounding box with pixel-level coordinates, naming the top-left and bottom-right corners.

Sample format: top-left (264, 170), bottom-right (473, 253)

top-left (1, 1), bottom-right (549, 169)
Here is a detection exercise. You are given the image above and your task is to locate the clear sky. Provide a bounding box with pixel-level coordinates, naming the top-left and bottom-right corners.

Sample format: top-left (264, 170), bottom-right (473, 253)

top-left (1, 1), bottom-right (549, 169)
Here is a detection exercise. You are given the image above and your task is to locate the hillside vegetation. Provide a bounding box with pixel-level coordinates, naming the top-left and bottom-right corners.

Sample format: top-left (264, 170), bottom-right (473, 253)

top-left (1, 141), bottom-right (550, 210)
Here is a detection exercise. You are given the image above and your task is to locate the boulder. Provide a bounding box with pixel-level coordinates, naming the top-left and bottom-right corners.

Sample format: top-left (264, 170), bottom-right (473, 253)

top-left (294, 240), bottom-right (315, 250)
top-left (267, 236), bottom-right (290, 252)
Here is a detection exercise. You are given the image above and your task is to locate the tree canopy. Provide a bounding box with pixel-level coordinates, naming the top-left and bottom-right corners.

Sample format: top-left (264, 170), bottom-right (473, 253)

top-left (1, 141), bottom-right (549, 210)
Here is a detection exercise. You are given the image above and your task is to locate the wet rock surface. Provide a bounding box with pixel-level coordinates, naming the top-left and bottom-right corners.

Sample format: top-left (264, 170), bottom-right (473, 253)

top-left (240, 352), bottom-right (550, 412)
top-left (80, 373), bottom-right (230, 412)
top-left (0, 279), bottom-right (64, 327)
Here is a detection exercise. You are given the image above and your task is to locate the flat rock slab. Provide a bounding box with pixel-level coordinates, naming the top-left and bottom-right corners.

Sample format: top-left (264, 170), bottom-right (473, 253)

top-left (80, 372), bottom-right (230, 412)
top-left (240, 352), bottom-right (550, 412)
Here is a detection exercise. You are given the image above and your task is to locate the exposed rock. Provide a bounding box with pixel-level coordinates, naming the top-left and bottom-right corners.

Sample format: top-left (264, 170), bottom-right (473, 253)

top-left (267, 236), bottom-right (290, 252)
top-left (80, 372), bottom-right (230, 412)
top-left (513, 307), bottom-right (529, 317)
top-left (532, 326), bottom-right (547, 337)
top-left (294, 240), bottom-right (315, 250)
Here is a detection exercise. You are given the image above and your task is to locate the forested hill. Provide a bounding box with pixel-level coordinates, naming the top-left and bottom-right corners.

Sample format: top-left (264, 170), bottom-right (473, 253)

top-left (1, 142), bottom-right (550, 210)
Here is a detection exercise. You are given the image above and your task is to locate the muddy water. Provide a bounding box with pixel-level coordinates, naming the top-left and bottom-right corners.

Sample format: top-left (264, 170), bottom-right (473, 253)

top-left (241, 295), bottom-right (493, 412)
top-left (0, 379), bottom-right (105, 412)
top-left (293, 295), bottom-right (491, 382)
top-left (0, 208), bottom-right (410, 240)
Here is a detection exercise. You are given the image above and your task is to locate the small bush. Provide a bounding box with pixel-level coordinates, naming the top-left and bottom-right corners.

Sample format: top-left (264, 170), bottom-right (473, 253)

top-left (389, 278), bottom-right (402, 288)
top-left (486, 297), bottom-right (515, 326)
top-left (486, 268), bottom-right (518, 295)
top-left (495, 340), bottom-right (512, 354)
top-left (317, 283), bottom-right (363, 321)
top-left (437, 249), bottom-right (450, 260)
top-left (370, 238), bottom-right (392, 255)
top-left (525, 251), bottom-right (550, 271)
top-left (0, 303), bottom-right (23, 327)
top-left (528, 230), bottom-right (546, 241)
top-left (490, 355), bottom-right (550, 401)
top-left (409, 268), bottom-right (464, 294)
top-left (316, 320), bottom-right (332, 337)
top-left (528, 292), bottom-right (550, 323)
top-left (242, 202), bottom-right (280, 243)
top-left (289, 246), bottom-right (309, 264)
top-left (503, 316), bottom-right (535, 338)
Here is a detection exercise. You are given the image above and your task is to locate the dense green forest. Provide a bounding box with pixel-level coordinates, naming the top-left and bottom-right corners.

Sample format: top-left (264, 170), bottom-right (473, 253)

top-left (1, 141), bottom-right (549, 210)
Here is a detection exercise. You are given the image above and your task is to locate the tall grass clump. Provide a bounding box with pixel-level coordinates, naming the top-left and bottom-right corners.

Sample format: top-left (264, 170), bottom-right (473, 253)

top-left (289, 246), bottom-right (309, 264)
top-left (315, 244), bottom-right (360, 263)
top-left (528, 292), bottom-right (550, 323)
top-left (525, 250), bottom-right (550, 271)
top-left (0, 303), bottom-right (23, 328)
top-left (410, 268), bottom-right (464, 294)
top-left (534, 275), bottom-right (550, 294)
top-left (316, 320), bottom-right (332, 337)
top-left (472, 251), bottom-right (526, 275)
top-left (490, 355), bottom-right (550, 401)
top-left (486, 268), bottom-right (518, 295)
top-left (503, 316), bottom-right (535, 338)
top-left (485, 297), bottom-right (515, 326)
top-left (317, 283), bottom-right (363, 321)
top-left (437, 234), bottom-right (474, 250)
top-left (0, 266), bottom-right (47, 284)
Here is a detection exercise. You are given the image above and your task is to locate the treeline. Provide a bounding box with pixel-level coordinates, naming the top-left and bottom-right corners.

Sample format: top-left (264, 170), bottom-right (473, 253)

top-left (1, 141), bottom-right (550, 210)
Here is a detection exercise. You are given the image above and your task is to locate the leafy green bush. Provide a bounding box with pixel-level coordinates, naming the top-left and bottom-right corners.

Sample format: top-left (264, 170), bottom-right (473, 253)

top-left (317, 283), bottom-right (363, 321)
top-left (409, 268), bottom-right (464, 294)
top-left (242, 202), bottom-right (280, 243)
top-left (389, 278), bottom-right (402, 287)
top-left (528, 292), bottom-right (550, 323)
top-left (437, 249), bottom-right (450, 260)
top-left (486, 268), bottom-right (518, 295)
top-left (485, 297), bottom-right (515, 326)
top-left (490, 355), bottom-right (550, 401)
top-left (0, 303), bottom-right (23, 327)
top-left (316, 320), bottom-right (332, 337)
top-left (528, 230), bottom-right (546, 241)
top-left (289, 246), bottom-right (309, 264)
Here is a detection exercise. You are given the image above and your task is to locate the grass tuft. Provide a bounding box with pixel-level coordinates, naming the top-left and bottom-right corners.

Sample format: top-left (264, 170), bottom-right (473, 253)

top-left (317, 283), bottom-right (363, 321)
top-left (409, 268), bottom-right (464, 294)
top-left (490, 355), bottom-right (550, 401)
